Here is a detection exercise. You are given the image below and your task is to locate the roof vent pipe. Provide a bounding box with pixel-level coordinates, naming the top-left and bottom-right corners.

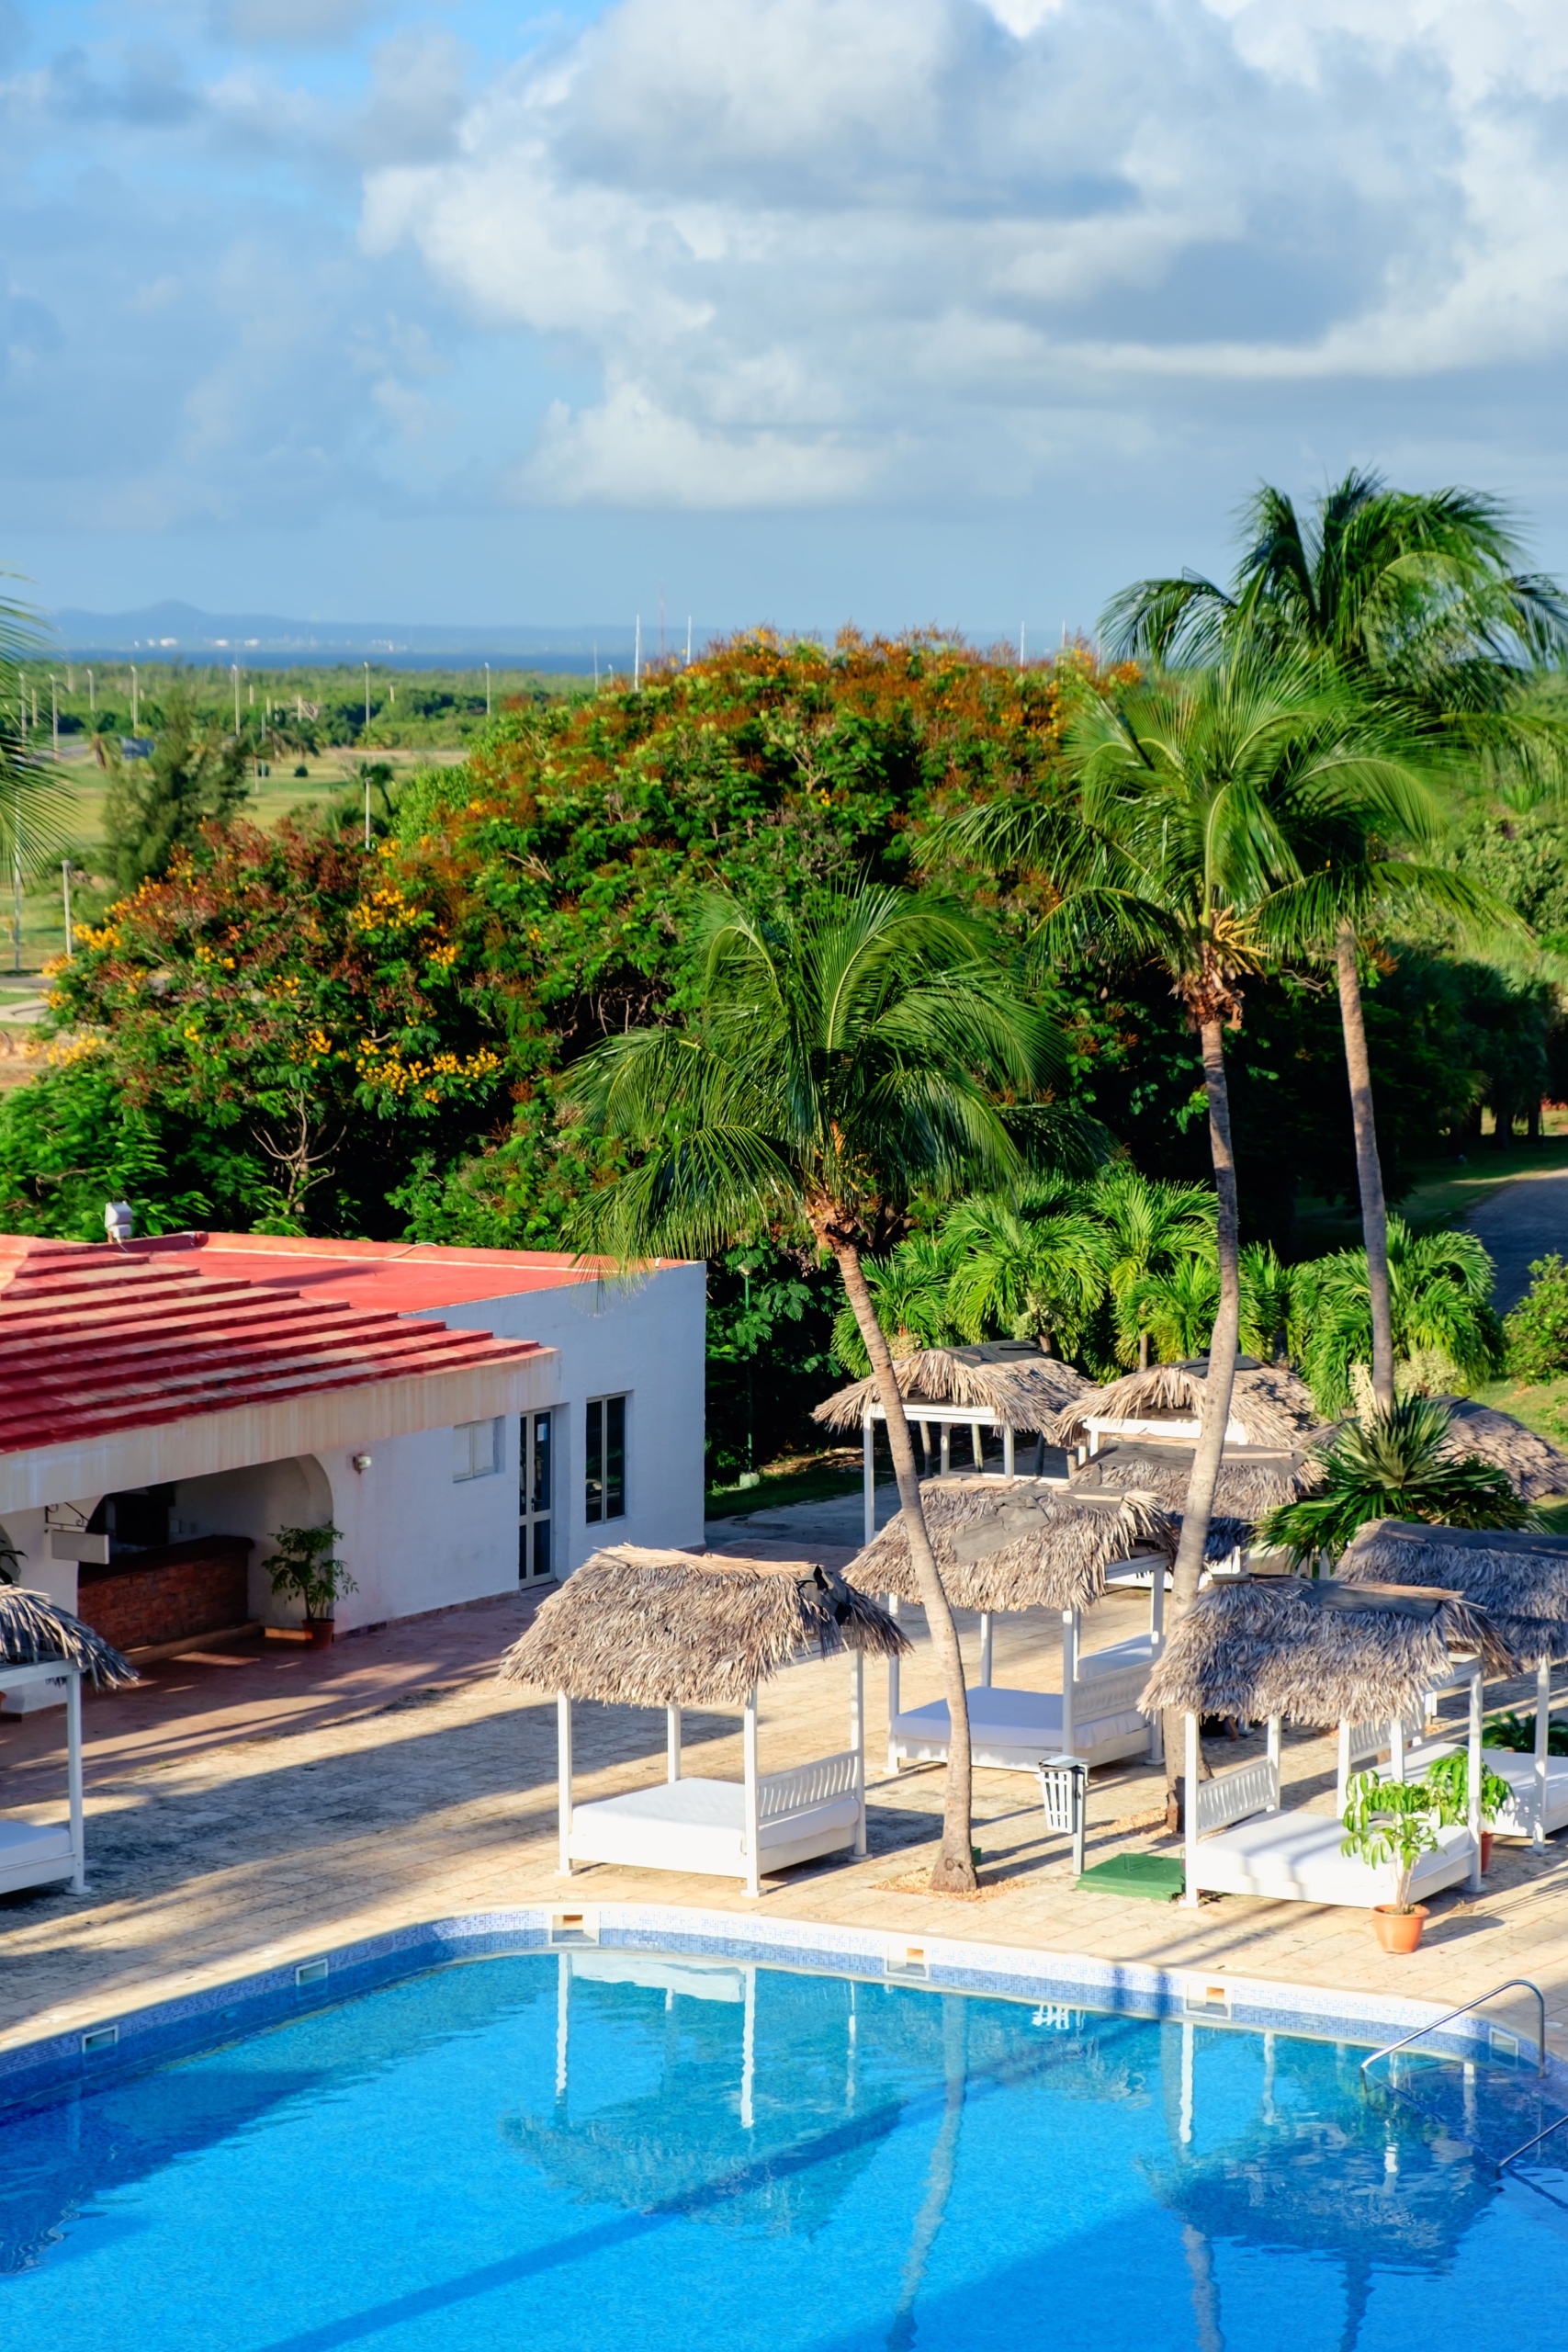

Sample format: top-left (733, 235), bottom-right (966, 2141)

top-left (104, 1200), bottom-right (134, 1247)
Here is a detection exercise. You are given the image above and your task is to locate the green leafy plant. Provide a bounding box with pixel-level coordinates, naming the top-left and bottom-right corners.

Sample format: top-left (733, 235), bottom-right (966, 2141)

top-left (1258, 1396), bottom-right (1533, 1565)
top-left (1422, 1749), bottom-right (1514, 1827)
top-left (1339, 1770), bottom-right (1441, 1913)
top-left (1485, 1709), bottom-right (1568, 1758)
top-left (1290, 1216), bottom-right (1501, 1418)
top-left (1503, 1255), bottom-right (1568, 1385)
top-left (262, 1523), bottom-right (355, 1620)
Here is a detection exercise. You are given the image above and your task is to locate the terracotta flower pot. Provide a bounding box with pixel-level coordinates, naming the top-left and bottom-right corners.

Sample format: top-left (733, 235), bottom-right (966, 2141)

top-left (1481, 1831), bottom-right (1495, 1873)
top-left (1372, 1903), bottom-right (1428, 1955)
top-left (303, 1616), bottom-right (336, 1648)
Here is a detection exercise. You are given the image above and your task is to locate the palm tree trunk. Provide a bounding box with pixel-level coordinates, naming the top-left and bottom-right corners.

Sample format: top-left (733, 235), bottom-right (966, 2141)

top-left (1165, 1017), bottom-right (1242, 1807)
top-left (834, 1240), bottom-right (977, 1894)
top-left (1335, 920), bottom-right (1394, 1413)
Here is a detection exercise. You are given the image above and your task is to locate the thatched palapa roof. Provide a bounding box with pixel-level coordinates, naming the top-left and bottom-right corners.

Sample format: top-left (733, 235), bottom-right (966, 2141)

top-left (842, 1474), bottom-right (1171, 1611)
top-left (1141, 1576), bottom-right (1513, 1725)
top-left (1052, 1358), bottom-right (1323, 1452)
top-left (0, 1588), bottom-right (137, 1688)
top-left (1068, 1437), bottom-right (1314, 1521)
top-left (813, 1341), bottom-right (1091, 1435)
top-left (1340, 1518), bottom-right (1568, 1664)
top-left (498, 1546), bottom-right (908, 1710)
top-left (1436, 1396), bottom-right (1568, 1502)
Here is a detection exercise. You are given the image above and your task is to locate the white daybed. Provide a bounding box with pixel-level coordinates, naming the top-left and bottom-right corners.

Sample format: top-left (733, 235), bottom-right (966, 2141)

top-left (889, 1623), bottom-right (1158, 1774)
top-left (499, 1544), bottom-right (907, 1901)
top-left (1144, 1574), bottom-right (1510, 1913)
top-left (0, 1660), bottom-right (86, 1896)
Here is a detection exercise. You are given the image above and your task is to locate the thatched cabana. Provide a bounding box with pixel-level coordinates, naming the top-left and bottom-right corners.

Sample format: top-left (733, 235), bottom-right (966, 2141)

top-left (841, 1474), bottom-right (1191, 1777)
top-left (1141, 1575), bottom-right (1509, 1912)
top-left (1052, 1358), bottom-right (1324, 1453)
top-left (1437, 1396), bottom-right (1568, 1502)
top-left (1341, 1518), bottom-right (1568, 1845)
top-left (1067, 1436), bottom-right (1314, 1525)
top-left (0, 1589), bottom-right (137, 1900)
top-left (500, 1545), bottom-right (906, 1898)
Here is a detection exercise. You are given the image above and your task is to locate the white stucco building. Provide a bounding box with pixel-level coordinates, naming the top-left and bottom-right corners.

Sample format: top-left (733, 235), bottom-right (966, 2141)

top-left (0, 1229), bottom-right (705, 1662)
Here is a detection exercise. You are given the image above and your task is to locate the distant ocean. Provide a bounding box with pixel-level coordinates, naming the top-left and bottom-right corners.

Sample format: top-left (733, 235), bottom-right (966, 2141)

top-left (50, 603), bottom-right (730, 674)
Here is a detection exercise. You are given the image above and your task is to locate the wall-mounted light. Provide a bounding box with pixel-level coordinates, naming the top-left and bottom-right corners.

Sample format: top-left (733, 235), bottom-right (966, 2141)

top-left (351, 1453), bottom-right (373, 1475)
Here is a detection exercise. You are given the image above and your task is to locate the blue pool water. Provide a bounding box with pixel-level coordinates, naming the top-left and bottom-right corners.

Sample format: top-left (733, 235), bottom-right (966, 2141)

top-left (2, 1952), bottom-right (1566, 2351)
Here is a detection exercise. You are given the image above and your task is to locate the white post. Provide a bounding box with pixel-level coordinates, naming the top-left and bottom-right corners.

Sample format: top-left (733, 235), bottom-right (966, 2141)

top-left (557, 1692), bottom-right (574, 1874)
top-left (1002, 1426), bottom-right (1014, 1476)
top-left (1266, 1716), bottom-right (1281, 1808)
top-left (1390, 1717), bottom-right (1406, 1781)
top-left (1060, 1608), bottom-right (1077, 1758)
top-left (863, 1407), bottom-right (875, 1547)
top-left (66, 1668), bottom-right (85, 1893)
top-left (851, 1648), bottom-right (866, 1856)
top-left (979, 1611), bottom-right (993, 1689)
top-left (741, 1965), bottom-right (756, 2128)
top-left (886, 1593), bottom-right (901, 1772)
top-left (667, 1704), bottom-right (682, 1782)
top-left (1468, 1668), bottom-right (1483, 1891)
top-left (742, 1690), bottom-right (761, 1899)
top-left (1535, 1655), bottom-right (1551, 1850)
top-left (1182, 1711), bottom-right (1200, 1907)
top-left (970, 1422), bottom-right (983, 1468)
top-left (1150, 1561), bottom-right (1166, 1647)
top-left (940, 1422), bottom-right (951, 1476)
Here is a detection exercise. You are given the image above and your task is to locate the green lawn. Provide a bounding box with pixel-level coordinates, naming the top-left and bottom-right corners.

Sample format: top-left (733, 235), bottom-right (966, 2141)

top-left (1292, 1125), bottom-right (1568, 1257)
top-left (704, 1449), bottom-right (871, 1521)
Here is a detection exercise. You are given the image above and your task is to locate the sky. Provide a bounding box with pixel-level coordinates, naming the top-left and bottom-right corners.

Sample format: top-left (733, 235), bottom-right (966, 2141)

top-left (6, 0), bottom-right (1568, 637)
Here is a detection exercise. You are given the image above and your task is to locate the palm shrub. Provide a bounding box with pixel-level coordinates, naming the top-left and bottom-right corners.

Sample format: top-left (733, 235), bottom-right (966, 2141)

top-left (1081, 1166), bottom-right (1215, 1369)
top-left (563, 883), bottom-right (1062, 1894)
top-left (829, 1232), bottom-right (958, 1374)
top-left (1258, 1396), bottom-right (1534, 1565)
top-left (942, 1180), bottom-right (1109, 1357)
top-left (1503, 1254), bottom-right (1568, 1384)
top-left (1290, 1216), bottom-right (1500, 1415)
top-left (1114, 1256), bottom-right (1219, 1364)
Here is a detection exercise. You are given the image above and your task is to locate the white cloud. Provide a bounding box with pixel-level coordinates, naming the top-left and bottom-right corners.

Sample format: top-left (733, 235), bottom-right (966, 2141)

top-left (361, 0), bottom-right (1568, 510)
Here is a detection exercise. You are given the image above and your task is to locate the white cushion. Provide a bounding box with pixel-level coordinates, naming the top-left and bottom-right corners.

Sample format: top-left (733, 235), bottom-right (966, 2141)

top-left (895, 1685), bottom-right (1145, 1755)
top-left (1195, 1810), bottom-right (1473, 1905)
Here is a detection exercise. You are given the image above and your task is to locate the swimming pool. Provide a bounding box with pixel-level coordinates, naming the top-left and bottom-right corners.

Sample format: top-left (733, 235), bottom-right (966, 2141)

top-left (2, 1947), bottom-right (1565, 2352)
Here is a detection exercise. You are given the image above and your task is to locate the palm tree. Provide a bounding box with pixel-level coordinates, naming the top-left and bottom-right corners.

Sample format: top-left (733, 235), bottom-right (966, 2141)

top-left (829, 1231), bottom-right (957, 1374)
top-left (1290, 1216), bottom-right (1501, 1416)
top-left (1083, 1166), bottom-right (1215, 1368)
top-left (1237, 1240), bottom-right (1295, 1363)
top-left (942, 1179), bottom-right (1108, 1357)
top-left (563, 884), bottom-right (1061, 1893)
top-left (1105, 471), bottom-right (1556, 1408)
top-left (940, 661), bottom-right (1436, 1642)
top-left (1115, 1256), bottom-right (1219, 1365)
top-left (1258, 1397), bottom-right (1533, 1565)
top-left (0, 576), bottom-right (75, 879)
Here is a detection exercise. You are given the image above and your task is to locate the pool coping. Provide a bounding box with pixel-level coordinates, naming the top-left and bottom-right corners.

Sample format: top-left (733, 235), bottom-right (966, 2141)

top-left (3, 1902), bottom-right (1564, 2119)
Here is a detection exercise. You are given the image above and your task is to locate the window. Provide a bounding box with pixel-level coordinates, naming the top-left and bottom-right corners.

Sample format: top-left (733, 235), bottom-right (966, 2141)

top-left (585, 1394), bottom-right (626, 1524)
top-left (520, 1411), bottom-right (555, 1582)
top-left (453, 1418), bottom-right (502, 1482)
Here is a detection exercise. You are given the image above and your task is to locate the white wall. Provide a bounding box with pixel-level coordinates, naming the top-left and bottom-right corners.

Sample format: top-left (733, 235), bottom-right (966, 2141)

top-left (10, 1258), bottom-right (707, 1636)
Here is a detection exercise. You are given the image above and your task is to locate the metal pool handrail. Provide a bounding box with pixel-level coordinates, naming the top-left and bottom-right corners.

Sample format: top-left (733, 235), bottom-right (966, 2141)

top-left (1360, 1978), bottom-right (1546, 2081)
top-left (1499, 2110), bottom-right (1568, 2173)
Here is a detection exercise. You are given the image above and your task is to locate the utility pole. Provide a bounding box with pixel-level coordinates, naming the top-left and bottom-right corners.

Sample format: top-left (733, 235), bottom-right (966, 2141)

top-left (484, 662), bottom-right (491, 716)
top-left (62, 860), bottom-right (73, 960)
top-left (232, 664), bottom-right (241, 731)
top-left (364, 662), bottom-right (370, 732)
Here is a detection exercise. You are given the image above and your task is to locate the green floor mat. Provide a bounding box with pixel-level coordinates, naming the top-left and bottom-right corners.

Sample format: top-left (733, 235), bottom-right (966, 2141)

top-left (1075, 1852), bottom-right (1185, 1901)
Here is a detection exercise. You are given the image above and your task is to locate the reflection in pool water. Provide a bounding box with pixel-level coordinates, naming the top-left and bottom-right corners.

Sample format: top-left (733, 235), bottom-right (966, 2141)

top-left (1, 1951), bottom-right (1564, 2351)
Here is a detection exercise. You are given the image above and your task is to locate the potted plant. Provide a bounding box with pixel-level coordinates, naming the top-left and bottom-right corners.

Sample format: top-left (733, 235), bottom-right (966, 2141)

top-left (1422, 1749), bottom-right (1513, 1873)
top-left (261, 1523), bottom-right (355, 1646)
top-left (1339, 1770), bottom-right (1440, 1952)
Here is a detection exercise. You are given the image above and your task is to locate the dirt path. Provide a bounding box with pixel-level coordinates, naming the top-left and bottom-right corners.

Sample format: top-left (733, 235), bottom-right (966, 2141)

top-left (1463, 1167), bottom-right (1568, 1310)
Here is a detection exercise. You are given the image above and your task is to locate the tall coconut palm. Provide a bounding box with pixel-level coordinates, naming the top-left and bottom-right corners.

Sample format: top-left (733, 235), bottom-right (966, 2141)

top-left (933, 659), bottom-right (1444, 1790)
top-left (563, 884), bottom-right (1062, 1894)
top-left (1105, 472), bottom-right (1556, 1409)
top-left (829, 1231), bottom-right (957, 1374)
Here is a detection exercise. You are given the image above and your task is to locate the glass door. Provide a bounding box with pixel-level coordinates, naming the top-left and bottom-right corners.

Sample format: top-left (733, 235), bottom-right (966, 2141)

top-left (520, 1411), bottom-right (554, 1582)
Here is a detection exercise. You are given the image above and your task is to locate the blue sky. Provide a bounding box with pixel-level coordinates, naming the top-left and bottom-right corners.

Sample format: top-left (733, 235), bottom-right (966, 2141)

top-left (6, 0), bottom-right (1568, 634)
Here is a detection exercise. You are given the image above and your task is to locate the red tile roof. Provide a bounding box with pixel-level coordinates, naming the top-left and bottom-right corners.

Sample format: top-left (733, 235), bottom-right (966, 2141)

top-left (0, 1235), bottom-right (542, 1459)
top-left (156, 1230), bottom-right (609, 1315)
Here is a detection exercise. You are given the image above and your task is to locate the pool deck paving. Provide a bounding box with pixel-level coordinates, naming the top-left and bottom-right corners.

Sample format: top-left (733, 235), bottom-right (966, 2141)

top-left (3, 1542), bottom-right (1568, 2061)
